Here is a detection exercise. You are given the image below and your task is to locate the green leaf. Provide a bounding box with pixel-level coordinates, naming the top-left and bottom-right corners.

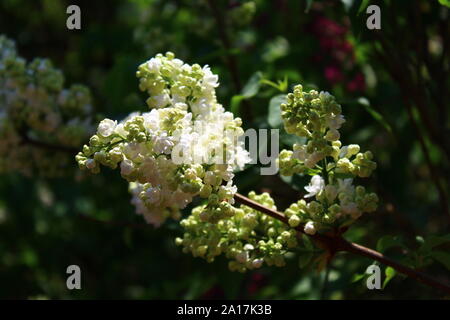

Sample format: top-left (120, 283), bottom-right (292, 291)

top-left (305, 0), bottom-right (314, 13)
top-left (280, 131), bottom-right (306, 148)
top-left (382, 266), bottom-right (396, 289)
top-left (183, 272), bottom-right (215, 299)
top-left (333, 172), bottom-right (354, 180)
top-left (267, 94), bottom-right (286, 128)
top-left (260, 75), bottom-right (288, 92)
top-left (305, 168), bottom-right (322, 176)
top-left (280, 174), bottom-right (304, 191)
top-left (357, 0), bottom-right (371, 15)
top-left (438, 0), bottom-right (450, 8)
top-left (230, 72), bottom-right (263, 115)
top-left (242, 72), bottom-right (263, 97)
top-left (351, 272), bottom-right (366, 283)
top-left (356, 97), bottom-right (393, 134)
top-left (430, 251), bottom-right (450, 270)
top-left (419, 234), bottom-right (450, 253)
top-left (123, 227), bottom-right (133, 248)
top-left (230, 95), bottom-right (245, 115)
top-left (303, 234), bottom-right (314, 251)
top-left (298, 251), bottom-right (313, 268)
top-left (376, 235), bottom-right (405, 253)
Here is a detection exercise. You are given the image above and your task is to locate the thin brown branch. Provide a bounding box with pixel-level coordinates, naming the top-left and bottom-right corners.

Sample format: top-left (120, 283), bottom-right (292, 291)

top-left (234, 192), bottom-right (450, 295)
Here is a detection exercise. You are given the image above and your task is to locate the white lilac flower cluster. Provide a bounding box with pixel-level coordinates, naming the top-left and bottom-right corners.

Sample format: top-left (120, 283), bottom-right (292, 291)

top-left (0, 35), bottom-right (94, 176)
top-left (76, 52), bottom-right (251, 226)
top-left (177, 192), bottom-right (298, 272)
top-left (277, 85), bottom-right (378, 234)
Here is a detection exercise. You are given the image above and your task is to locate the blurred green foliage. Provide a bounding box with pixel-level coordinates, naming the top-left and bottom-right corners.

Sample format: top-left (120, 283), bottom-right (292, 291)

top-left (0, 0), bottom-right (449, 299)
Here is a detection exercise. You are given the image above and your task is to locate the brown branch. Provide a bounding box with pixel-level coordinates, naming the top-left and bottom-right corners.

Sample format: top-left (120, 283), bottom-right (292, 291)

top-left (234, 193), bottom-right (450, 295)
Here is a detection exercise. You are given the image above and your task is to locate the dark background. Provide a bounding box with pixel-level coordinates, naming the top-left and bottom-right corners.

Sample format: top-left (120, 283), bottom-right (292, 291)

top-left (0, 0), bottom-right (449, 299)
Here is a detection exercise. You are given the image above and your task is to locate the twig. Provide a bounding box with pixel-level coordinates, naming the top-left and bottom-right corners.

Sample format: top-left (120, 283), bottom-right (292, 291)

top-left (234, 192), bottom-right (450, 295)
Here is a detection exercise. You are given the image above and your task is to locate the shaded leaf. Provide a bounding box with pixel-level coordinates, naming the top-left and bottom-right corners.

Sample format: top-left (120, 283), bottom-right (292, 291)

top-left (314, 252), bottom-right (329, 273)
top-left (357, 97), bottom-right (393, 134)
top-left (376, 235), bottom-right (405, 253)
top-left (357, 0), bottom-right (371, 15)
top-left (351, 272), bottom-right (366, 283)
top-left (267, 94), bottom-right (286, 128)
top-left (419, 234), bottom-right (450, 253)
top-left (230, 72), bottom-right (262, 115)
top-left (280, 129), bottom-right (306, 148)
top-left (305, 0), bottom-right (314, 13)
top-left (430, 251), bottom-right (450, 271)
top-left (438, 0), bottom-right (450, 8)
top-left (333, 172), bottom-right (355, 180)
top-left (303, 234), bottom-right (314, 251)
top-left (280, 173), bottom-right (306, 191)
top-left (298, 251), bottom-right (313, 268)
top-left (242, 72), bottom-right (263, 97)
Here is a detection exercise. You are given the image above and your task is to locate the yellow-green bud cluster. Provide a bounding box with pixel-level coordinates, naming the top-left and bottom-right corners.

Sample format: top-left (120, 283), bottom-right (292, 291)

top-left (281, 85), bottom-right (343, 140)
top-left (285, 178), bottom-right (378, 233)
top-left (177, 192), bottom-right (299, 272)
top-left (136, 52), bottom-right (219, 114)
top-left (277, 84), bottom-right (378, 233)
top-left (0, 35), bottom-right (94, 177)
top-left (278, 85), bottom-right (345, 172)
top-left (331, 142), bottom-right (377, 178)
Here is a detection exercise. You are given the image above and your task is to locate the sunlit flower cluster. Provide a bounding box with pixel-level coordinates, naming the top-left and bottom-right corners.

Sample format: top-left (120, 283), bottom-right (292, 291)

top-left (278, 85), bottom-right (378, 233)
top-left (76, 52), bottom-right (251, 226)
top-left (0, 35), bottom-right (94, 176)
top-left (177, 192), bottom-right (298, 272)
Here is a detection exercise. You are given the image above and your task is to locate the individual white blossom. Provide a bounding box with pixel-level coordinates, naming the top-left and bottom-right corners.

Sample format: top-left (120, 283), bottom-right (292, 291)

top-left (97, 119), bottom-right (117, 137)
top-left (337, 178), bottom-right (355, 196)
top-left (327, 114), bottom-right (345, 130)
top-left (252, 259), bottom-right (264, 269)
top-left (152, 132), bottom-right (174, 154)
top-left (304, 175), bottom-right (325, 198)
top-left (120, 159), bottom-right (134, 176)
top-left (304, 221), bottom-right (316, 235)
